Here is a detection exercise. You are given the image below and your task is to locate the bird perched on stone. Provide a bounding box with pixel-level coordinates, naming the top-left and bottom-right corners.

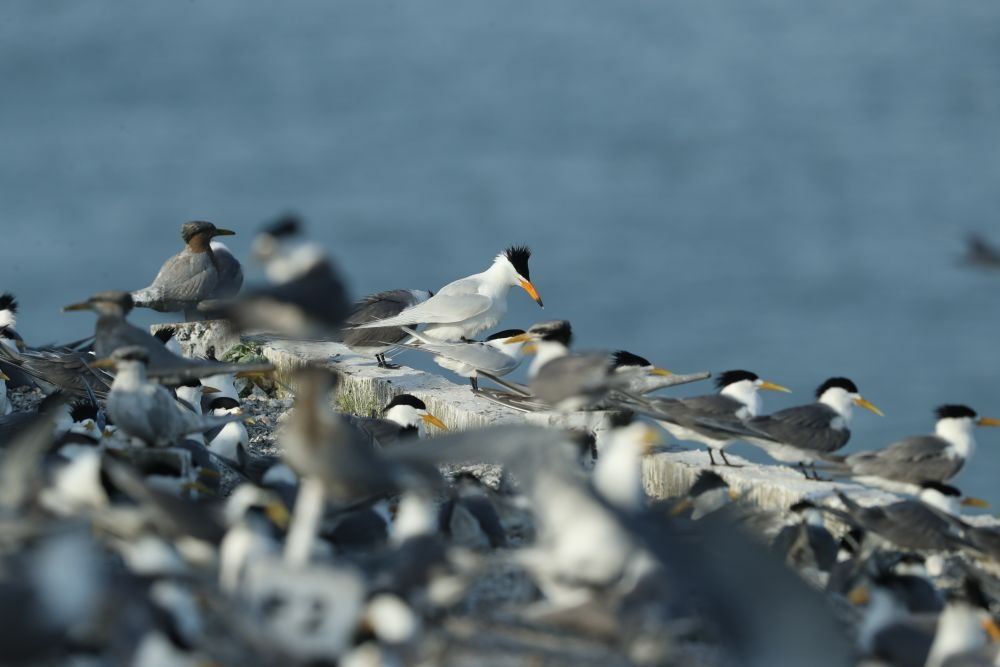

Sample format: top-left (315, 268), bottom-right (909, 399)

top-left (93, 346), bottom-right (247, 447)
top-left (210, 215), bottom-right (352, 339)
top-left (63, 291), bottom-right (271, 385)
top-left (131, 221), bottom-right (240, 318)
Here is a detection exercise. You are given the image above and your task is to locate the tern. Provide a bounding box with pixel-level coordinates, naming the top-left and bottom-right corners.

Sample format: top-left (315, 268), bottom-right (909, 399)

top-left (339, 289), bottom-right (433, 368)
top-left (63, 291), bottom-right (271, 384)
top-left (831, 405), bottom-right (1000, 492)
top-left (398, 326), bottom-right (527, 392)
top-left (506, 320), bottom-right (644, 411)
top-left (635, 370), bottom-right (790, 467)
top-left (607, 350), bottom-right (711, 396)
top-left (212, 216), bottom-right (352, 338)
top-left (131, 221), bottom-right (238, 317)
top-left (744, 377), bottom-right (882, 477)
top-left (352, 246), bottom-right (543, 342)
top-left (92, 346), bottom-right (248, 447)
top-left (345, 394), bottom-right (448, 447)
top-left (817, 483), bottom-right (986, 553)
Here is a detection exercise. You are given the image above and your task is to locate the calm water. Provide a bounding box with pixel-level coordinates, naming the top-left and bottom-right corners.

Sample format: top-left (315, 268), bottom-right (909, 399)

top-left (2, 2), bottom-right (999, 499)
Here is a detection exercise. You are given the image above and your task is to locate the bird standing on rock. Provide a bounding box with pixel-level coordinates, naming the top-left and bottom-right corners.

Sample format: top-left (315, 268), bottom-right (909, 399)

top-left (744, 377), bottom-right (882, 478)
top-left (131, 221), bottom-right (240, 319)
top-left (339, 289), bottom-right (433, 368)
top-left (352, 246), bottom-right (543, 342)
top-left (93, 346), bottom-right (247, 447)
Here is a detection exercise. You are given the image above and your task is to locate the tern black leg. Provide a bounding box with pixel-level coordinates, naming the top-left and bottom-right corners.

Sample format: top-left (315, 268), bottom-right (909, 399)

top-left (478, 371), bottom-right (532, 397)
top-left (708, 450), bottom-right (718, 466)
top-left (376, 353), bottom-right (400, 370)
top-left (797, 463), bottom-right (812, 479)
top-left (470, 377), bottom-right (480, 393)
top-left (719, 451), bottom-right (742, 468)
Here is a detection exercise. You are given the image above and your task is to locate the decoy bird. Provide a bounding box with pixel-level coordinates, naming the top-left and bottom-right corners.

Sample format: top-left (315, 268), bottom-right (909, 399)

top-left (131, 220), bottom-right (239, 318)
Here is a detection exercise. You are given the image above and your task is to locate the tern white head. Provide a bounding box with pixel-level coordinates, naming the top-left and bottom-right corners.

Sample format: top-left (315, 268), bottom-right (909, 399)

top-left (744, 377), bottom-right (882, 475)
top-left (381, 394), bottom-right (447, 437)
top-left (843, 404), bottom-right (1000, 491)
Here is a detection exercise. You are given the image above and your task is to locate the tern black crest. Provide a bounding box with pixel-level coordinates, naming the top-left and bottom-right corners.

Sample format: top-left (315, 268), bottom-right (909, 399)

top-left (504, 245), bottom-right (532, 280)
top-left (0, 293), bottom-right (17, 313)
top-left (487, 328), bottom-right (526, 341)
top-left (715, 369), bottom-right (759, 389)
top-left (384, 394), bottom-right (427, 412)
top-left (611, 350), bottom-right (652, 369)
top-left (181, 221), bottom-right (218, 242)
top-left (154, 327), bottom-right (176, 344)
top-left (91, 291), bottom-right (135, 310)
top-left (262, 214), bottom-right (301, 238)
top-left (608, 410), bottom-right (635, 428)
top-left (919, 481), bottom-right (961, 496)
top-left (936, 404), bottom-right (977, 420)
top-left (815, 377), bottom-right (858, 399)
top-left (529, 320), bottom-right (572, 346)
top-left (689, 470), bottom-right (729, 497)
top-left (70, 401), bottom-right (100, 424)
top-left (208, 396), bottom-right (241, 412)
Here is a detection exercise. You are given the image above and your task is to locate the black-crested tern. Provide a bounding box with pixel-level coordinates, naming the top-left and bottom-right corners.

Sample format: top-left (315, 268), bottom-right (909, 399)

top-left (352, 246), bottom-right (543, 342)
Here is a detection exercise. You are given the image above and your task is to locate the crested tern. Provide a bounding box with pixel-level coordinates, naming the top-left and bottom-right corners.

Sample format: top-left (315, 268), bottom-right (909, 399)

top-left (820, 484), bottom-right (984, 553)
top-left (64, 291), bottom-right (272, 384)
top-left (204, 396), bottom-right (249, 463)
top-left (834, 405), bottom-right (1000, 492)
top-left (93, 346), bottom-right (248, 447)
top-left (345, 393), bottom-right (448, 448)
top-left (340, 289), bottom-right (433, 368)
top-left (744, 377), bottom-right (882, 477)
top-left (212, 216), bottom-right (352, 338)
top-left (352, 246), bottom-right (543, 342)
top-left (398, 326), bottom-right (527, 391)
top-left (506, 320), bottom-right (669, 412)
top-left (131, 220), bottom-right (238, 317)
top-left (636, 369), bottom-right (790, 466)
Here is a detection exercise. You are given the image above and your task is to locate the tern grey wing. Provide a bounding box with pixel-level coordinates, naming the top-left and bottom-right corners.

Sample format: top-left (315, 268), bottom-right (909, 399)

top-left (401, 340), bottom-right (519, 375)
top-left (846, 435), bottom-right (961, 483)
top-left (836, 493), bottom-right (970, 551)
top-left (341, 290), bottom-right (427, 349)
top-left (748, 404), bottom-right (848, 453)
top-left (209, 242), bottom-right (243, 299)
top-left (648, 394), bottom-right (743, 425)
top-left (344, 415), bottom-right (412, 448)
top-left (352, 294), bottom-right (492, 328)
top-left (531, 353), bottom-right (613, 408)
top-left (212, 259), bottom-right (351, 336)
top-left (2, 346), bottom-right (111, 400)
top-left (136, 250), bottom-right (219, 310)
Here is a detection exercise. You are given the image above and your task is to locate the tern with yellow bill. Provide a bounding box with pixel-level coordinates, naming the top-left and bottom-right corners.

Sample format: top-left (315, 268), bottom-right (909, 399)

top-left (743, 377), bottom-right (883, 478)
top-left (351, 246), bottom-right (543, 342)
top-left (633, 370), bottom-right (791, 467)
top-left (93, 346), bottom-right (248, 447)
top-left (830, 405), bottom-right (1000, 492)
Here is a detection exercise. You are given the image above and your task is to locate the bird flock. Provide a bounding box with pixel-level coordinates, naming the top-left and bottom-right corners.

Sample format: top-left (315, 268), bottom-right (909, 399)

top-left (1, 215), bottom-right (1000, 666)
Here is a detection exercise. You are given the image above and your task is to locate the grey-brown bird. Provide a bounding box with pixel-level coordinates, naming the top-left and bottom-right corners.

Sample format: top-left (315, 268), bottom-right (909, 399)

top-left (131, 220), bottom-right (239, 318)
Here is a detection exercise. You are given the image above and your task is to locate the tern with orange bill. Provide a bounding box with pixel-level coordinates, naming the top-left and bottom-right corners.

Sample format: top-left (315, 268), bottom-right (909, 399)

top-left (351, 246), bottom-right (543, 342)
